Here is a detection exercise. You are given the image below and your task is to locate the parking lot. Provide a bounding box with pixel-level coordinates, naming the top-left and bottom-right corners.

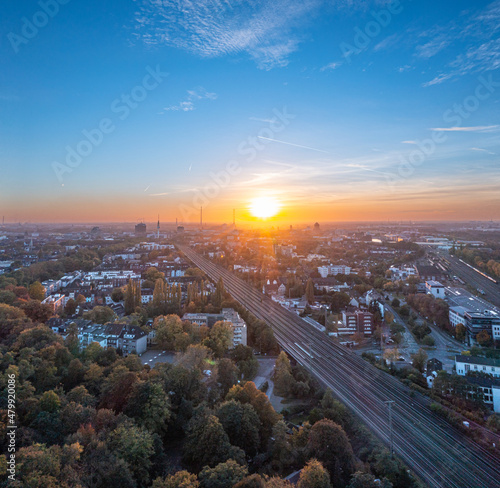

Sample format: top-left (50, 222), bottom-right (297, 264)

top-left (140, 350), bottom-right (176, 367)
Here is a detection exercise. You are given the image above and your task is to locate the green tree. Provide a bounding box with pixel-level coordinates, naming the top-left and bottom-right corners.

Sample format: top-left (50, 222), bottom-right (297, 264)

top-left (298, 459), bottom-right (331, 488)
top-left (64, 298), bottom-right (77, 316)
top-left (184, 414), bottom-right (244, 471)
top-left (348, 472), bottom-right (393, 488)
top-left (111, 287), bottom-right (124, 302)
top-left (204, 321), bottom-right (233, 358)
top-left (124, 380), bottom-right (171, 436)
top-left (108, 421), bottom-right (155, 485)
top-left (39, 390), bottom-right (61, 413)
top-left (83, 306), bottom-right (116, 324)
top-left (216, 358), bottom-right (239, 397)
top-left (307, 419), bottom-right (355, 486)
top-left (455, 323), bottom-right (466, 342)
top-left (29, 281), bottom-right (46, 300)
top-left (216, 400), bottom-right (261, 456)
top-left (213, 277), bottom-right (225, 309)
top-left (274, 351), bottom-right (296, 397)
top-left (199, 460), bottom-right (248, 488)
top-left (155, 314), bottom-right (184, 350)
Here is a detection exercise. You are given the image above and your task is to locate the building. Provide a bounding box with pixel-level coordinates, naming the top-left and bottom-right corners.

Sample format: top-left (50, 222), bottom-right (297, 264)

top-left (339, 309), bottom-right (373, 336)
top-left (464, 310), bottom-right (500, 345)
top-left (425, 281), bottom-right (445, 298)
top-left (455, 355), bottom-right (500, 378)
top-left (42, 294), bottom-right (65, 312)
top-left (414, 265), bottom-right (444, 282)
top-left (465, 376), bottom-right (500, 413)
top-left (135, 222), bottom-right (147, 237)
top-left (446, 288), bottom-right (500, 340)
top-left (318, 264), bottom-right (351, 278)
top-left (182, 308), bottom-right (247, 348)
top-left (48, 318), bottom-right (147, 355)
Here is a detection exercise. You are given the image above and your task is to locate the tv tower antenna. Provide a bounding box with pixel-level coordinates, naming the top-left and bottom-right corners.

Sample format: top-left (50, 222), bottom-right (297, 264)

top-left (200, 206), bottom-right (203, 229)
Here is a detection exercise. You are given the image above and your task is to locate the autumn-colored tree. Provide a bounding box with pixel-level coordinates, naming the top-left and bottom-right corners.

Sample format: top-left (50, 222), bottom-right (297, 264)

top-left (153, 471), bottom-right (199, 488)
top-left (199, 460), bottom-right (248, 488)
top-left (411, 348), bottom-right (428, 374)
top-left (274, 352), bottom-right (296, 397)
top-left (477, 330), bottom-right (492, 347)
top-left (298, 459), bottom-right (331, 488)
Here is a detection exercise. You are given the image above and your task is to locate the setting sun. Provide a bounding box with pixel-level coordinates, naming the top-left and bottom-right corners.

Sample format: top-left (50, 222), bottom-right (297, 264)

top-left (249, 196), bottom-right (281, 219)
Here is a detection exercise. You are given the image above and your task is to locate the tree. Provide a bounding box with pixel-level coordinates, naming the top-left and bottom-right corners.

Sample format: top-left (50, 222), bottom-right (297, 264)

top-left (83, 306), bottom-right (116, 324)
top-left (216, 400), bottom-right (261, 456)
top-left (213, 277), bottom-right (225, 309)
top-left (274, 352), bottom-right (296, 397)
top-left (184, 413), bottom-right (244, 471)
top-left (391, 298), bottom-right (400, 308)
top-left (111, 287), bottom-right (124, 302)
top-left (204, 321), bottom-right (233, 358)
top-left (455, 323), bottom-right (466, 342)
top-left (153, 471), bottom-right (199, 488)
top-left (39, 390), bottom-right (61, 413)
top-left (298, 459), bottom-right (331, 488)
top-left (178, 344), bottom-right (211, 371)
top-left (216, 358), bottom-right (239, 397)
top-left (155, 314), bottom-right (184, 350)
top-left (330, 292), bottom-right (351, 313)
top-left (411, 348), bottom-right (428, 374)
top-left (307, 419), bottom-right (355, 486)
top-left (29, 281), bottom-right (46, 300)
top-left (306, 278), bottom-right (315, 304)
top-left (226, 381), bottom-right (280, 447)
top-left (108, 421), bottom-right (155, 485)
top-left (0, 290), bottom-right (16, 305)
top-left (477, 330), bottom-right (492, 347)
top-left (124, 380), bottom-right (171, 436)
top-left (234, 474), bottom-right (266, 488)
top-left (20, 300), bottom-right (53, 323)
top-left (64, 298), bottom-right (77, 316)
top-left (199, 460), bottom-right (248, 488)
top-left (348, 471), bottom-right (393, 488)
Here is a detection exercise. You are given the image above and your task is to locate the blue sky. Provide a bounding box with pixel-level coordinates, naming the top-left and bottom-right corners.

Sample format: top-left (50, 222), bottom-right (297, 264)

top-left (1, 0), bottom-right (499, 223)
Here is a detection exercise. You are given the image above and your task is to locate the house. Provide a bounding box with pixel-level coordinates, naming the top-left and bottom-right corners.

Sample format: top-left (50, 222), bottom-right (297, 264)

top-left (426, 358), bottom-right (443, 376)
top-left (455, 355), bottom-right (500, 378)
top-left (465, 376), bottom-right (500, 412)
top-left (42, 294), bottom-right (66, 313)
top-left (425, 281), bottom-right (445, 298)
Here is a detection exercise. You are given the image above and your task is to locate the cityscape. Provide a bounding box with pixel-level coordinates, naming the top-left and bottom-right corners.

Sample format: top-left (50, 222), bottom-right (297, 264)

top-left (2, 1), bottom-right (500, 488)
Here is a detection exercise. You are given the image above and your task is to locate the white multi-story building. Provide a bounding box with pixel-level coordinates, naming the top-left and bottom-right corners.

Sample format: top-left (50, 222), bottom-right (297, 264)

top-left (455, 355), bottom-right (500, 378)
top-left (182, 308), bottom-right (247, 348)
top-left (318, 264), bottom-right (351, 278)
top-left (425, 281), bottom-right (445, 298)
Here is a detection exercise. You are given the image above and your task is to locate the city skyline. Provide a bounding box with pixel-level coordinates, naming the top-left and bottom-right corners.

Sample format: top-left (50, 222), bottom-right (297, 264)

top-left (2, 0), bottom-right (500, 223)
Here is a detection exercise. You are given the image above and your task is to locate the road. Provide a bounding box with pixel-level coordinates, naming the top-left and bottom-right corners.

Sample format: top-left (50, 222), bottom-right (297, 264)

top-left (433, 250), bottom-right (500, 308)
top-left (178, 244), bottom-right (500, 488)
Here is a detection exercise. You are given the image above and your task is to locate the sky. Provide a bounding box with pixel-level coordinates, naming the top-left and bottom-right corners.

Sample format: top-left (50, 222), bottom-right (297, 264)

top-left (1, 0), bottom-right (499, 224)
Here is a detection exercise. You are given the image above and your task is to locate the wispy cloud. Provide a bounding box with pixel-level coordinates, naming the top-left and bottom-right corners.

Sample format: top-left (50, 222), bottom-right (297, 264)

top-left (401, 140), bottom-right (417, 144)
top-left (133, 0), bottom-right (323, 69)
top-left (431, 125), bottom-right (500, 132)
top-left (257, 136), bottom-right (330, 153)
top-left (470, 147), bottom-right (496, 155)
top-left (420, 2), bottom-right (500, 85)
top-left (320, 61), bottom-right (342, 71)
top-left (161, 87), bottom-right (217, 113)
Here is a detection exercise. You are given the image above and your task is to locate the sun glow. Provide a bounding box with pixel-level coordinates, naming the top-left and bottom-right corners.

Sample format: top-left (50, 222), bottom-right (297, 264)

top-left (249, 196), bottom-right (281, 219)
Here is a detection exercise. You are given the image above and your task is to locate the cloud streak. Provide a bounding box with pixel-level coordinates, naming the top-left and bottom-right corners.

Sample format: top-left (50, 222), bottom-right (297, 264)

top-left (133, 0), bottom-right (323, 69)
